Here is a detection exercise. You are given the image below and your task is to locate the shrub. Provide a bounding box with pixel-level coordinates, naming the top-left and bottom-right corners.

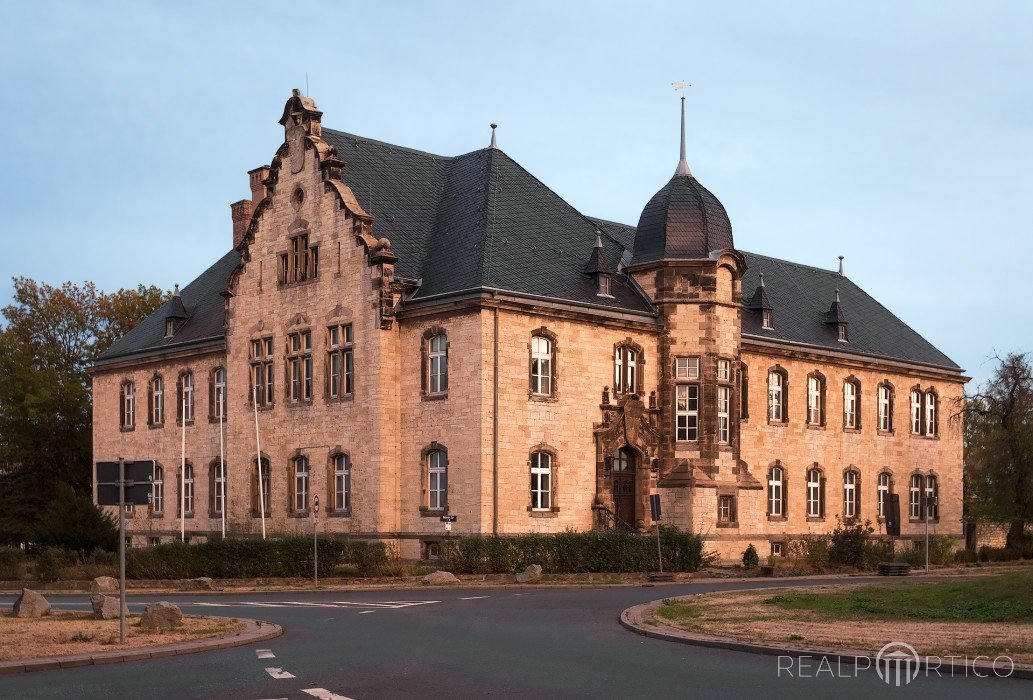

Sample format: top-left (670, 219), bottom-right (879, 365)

top-left (34, 547), bottom-right (77, 583)
top-left (828, 519), bottom-right (874, 568)
top-left (32, 485), bottom-right (118, 555)
top-left (742, 544), bottom-right (759, 569)
top-left (440, 527), bottom-right (712, 574)
top-left (787, 537), bottom-right (831, 572)
top-left (928, 535), bottom-right (956, 565)
top-left (979, 546), bottom-right (1022, 562)
top-left (954, 549), bottom-right (979, 564)
top-left (0, 546), bottom-right (27, 580)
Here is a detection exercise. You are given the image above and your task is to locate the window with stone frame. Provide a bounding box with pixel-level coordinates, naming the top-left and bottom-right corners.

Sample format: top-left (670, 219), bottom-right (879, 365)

top-left (292, 455), bottom-right (310, 512)
top-left (908, 473), bottom-right (923, 519)
top-left (925, 475), bottom-right (939, 520)
top-left (716, 358), bottom-right (731, 382)
top-left (210, 367), bottom-right (227, 422)
top-left (806, 467), bottom-right (825, 518)
top-left (767, 464), bottom-right (785, 517)
top-left (529, 329), bottom-right (557, 398)
top-left (806, 372), bottom-right (826, 427)
top-left (427, 449), bottom-right (447, 511)
top-left (674, 356), bottom-right (700, 380)
top-left (119, 380), bottom-right (135, 430)
top-left (176, 371), bottom-right (195, 425)
top-left (675, 384), bottom-right (699, 441)
top-left (877, 471), bottom-right (892, 519)
top-left (286, 330), bottom-right (313, 403)
top-left (331, 453), bottom-right (351, 513)
top-left (767, 368), bottom-right (787, 423)
top-left (279, 232), bottom-right (319, 285)
top-left (717, 494), bottom-right (737, 524)
top-left (843, 469), bottom-right (860, 519)
top-left (878, 382), bottom-right (894, 432)
top-left (843, 378), bottom-right (861, 430)
top-left (209, 459), bottom-right (226, 516)
top-left (327, 324), bottom-right (354, 399)
top-left (613, 342), bottom-right (641, 395)
top-left (250, 337), bottom-right (274, 407)
top-left (148, 374), bottom-right (165, 427)
top-left (151, 465), bottom-right (164, 514)
top-left (423, 330), bottom-right (448, 397)
top-left (177, 463), bottom-right (194, 517)
top-left (924, 389), bottom-right (938, 436)
top-left (252, 457), bottom-right (272, 517)
top-left (717, 385), bottom-right (731, 444)
top-left (530, 450), bottom-right (553, 511)
top-left (910, 389), bottom-right (923, 434)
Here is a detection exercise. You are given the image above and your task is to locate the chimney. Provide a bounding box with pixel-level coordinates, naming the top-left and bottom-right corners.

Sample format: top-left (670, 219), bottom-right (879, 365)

top-left (248, 165), bottom-right (270, 205)
top-left (231, 199), bottom-right (253, 248)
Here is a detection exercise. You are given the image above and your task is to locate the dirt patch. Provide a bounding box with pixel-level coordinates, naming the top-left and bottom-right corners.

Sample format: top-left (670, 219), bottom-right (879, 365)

top-left (654, 586), bottom-right (1033, 663)
top-left (0, 611), bottom-right (244, 661)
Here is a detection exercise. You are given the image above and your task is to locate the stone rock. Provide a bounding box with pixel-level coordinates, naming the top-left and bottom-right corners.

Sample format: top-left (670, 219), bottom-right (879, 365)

top-left (420, 570), bottom-right (460, 586)
top-left (183, 577), bottom-right (214, 591)
top-left (90, 594), bottom-right (128, 620)
top-left (515, 564), bottom-right (543, 584)
top-left (90, 576), bottom-right (119, 594)
top-left (13, 588), bottom-right (51, 618)
top-left (139, 601), bottom-right (184, 631)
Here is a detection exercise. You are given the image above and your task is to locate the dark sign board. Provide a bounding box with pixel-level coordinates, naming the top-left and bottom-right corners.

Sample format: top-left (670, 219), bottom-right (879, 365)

top-left (649, 493), bottom-right (662, 522)
top-left (439, 515), bottom-right (458, 523)
top-left (883, 492), bottom-right (901, 537)
top-left (96, 461), bottom-right (155, 506)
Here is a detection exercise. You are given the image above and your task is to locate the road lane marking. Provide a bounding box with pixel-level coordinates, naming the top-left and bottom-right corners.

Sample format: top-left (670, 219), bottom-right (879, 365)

top-left (358, 610), bottom-right (376, 614)
top-left (264, 667), bottom-right (295, 679)
top-left (179, 600), bottom-right (440, 610)
top-left (256, 649), bottom-right (275, 659)
top-left (460, 596), bottom-right (489, 600)
top-left (302, 689), bottom-right (354, 700)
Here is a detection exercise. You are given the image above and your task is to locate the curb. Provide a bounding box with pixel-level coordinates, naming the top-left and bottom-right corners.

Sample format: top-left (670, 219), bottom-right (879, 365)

top-left (619, 599), bottom-right (1033, 681)
top-left (0, 617), bottom-right (282, 676)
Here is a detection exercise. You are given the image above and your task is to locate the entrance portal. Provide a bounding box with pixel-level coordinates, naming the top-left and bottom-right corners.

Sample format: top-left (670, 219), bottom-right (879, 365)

top-left (611, 447), bottom-right (636, 528)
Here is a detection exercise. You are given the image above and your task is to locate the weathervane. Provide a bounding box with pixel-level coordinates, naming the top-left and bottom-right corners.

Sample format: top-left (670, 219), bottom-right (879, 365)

top-left (671, 81), bottom-right (691, 92)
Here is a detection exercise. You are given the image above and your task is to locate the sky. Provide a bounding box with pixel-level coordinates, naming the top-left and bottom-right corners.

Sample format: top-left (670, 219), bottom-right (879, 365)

top-left (1, 1), bottom-right (1030, 388)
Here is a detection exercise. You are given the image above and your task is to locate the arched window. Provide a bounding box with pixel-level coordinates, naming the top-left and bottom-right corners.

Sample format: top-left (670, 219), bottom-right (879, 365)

top-left (877, 472), bottom-right (892, 518)
top-left (530, 334), bottom-right (554, 397)
top-left (908, 474), bottom-right (923, 519)
top-left (293, 456), bottom-right (309, 512)
top-left (427, 333), bottom-right (448, 395)
top-left (843, 378), bottom-right (860, 429)
top-left (806, 467), bottom-right (824, 518)
top-left (924, 390), bottom-right (938, 436)
top-left (212, 368), bottom-right (227, 421)
top-left (767, 368), bottom-right (787, 422)
top-left (120, 381), bottom-right (136, 430)
top-left (806, 372), bottom-right (826, 426)
top-left (925, 475), bottom-right (939, 520)
top-left (614, 344), bottom-right (639, 394)
top-left (428, 449), bottom-right (447, 510)
top-left (152, 465), bottom-right (164, 514)
top-left (177, 371), bottom-right (195, 424)
top-left (910, 389), bottom-right (923, 434)
top-left (768, 465), bottom-right (784, 517)
top-left (878, 383), bottom-right (894, 432)
top-left (333, 453), bottom-right (351, 513)
top-left (210, 459), bottom-right (225, 515)
top-left (252, 458), bottom-right (271, 517)
top-left (150, 375), bottom-right (165, 426)
top-left (843, 470), bottom-right (860, 519)
top-left (180, 463), bottom-right (194, 515)
top-left (530, 451), bottom-right (552, 511)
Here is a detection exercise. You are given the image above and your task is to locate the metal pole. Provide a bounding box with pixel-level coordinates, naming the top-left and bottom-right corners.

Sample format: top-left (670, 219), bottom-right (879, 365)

top-left (313, 510), bottom-right (318, 586)
top-left (219, 386), bottom-right (226, 540)
top-left (925, 495), bottom-right (930, 573)
top-left (253, 385), bottom-right (266, 540)
top-left (180, 393), bottom-right (186, 542)
top-left (655, 521), bottom-right (663, 574)
top-left (118, 457), bottom-right (126, 645)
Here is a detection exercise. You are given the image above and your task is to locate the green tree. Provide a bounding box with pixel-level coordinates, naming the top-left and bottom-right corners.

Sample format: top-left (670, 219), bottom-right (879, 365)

top-left (961, 352), bottom-right (1033, 552)
top-left (33, 484), bottom-right (118, 554)
top-left (0, 278), bottom-right (167, 544)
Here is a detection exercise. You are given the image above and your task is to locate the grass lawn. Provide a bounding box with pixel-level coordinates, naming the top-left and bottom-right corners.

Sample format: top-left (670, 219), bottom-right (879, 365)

top-left (760, 568), bottom-right (1033, 623)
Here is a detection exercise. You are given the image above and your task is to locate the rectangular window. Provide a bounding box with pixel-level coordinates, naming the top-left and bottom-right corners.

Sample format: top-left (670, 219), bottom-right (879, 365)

top-left (908, 476), bottom-right (922, 519)
top-left (844, 472), bottom-right (858, 518)
top-left (674, 357), bottom-right (699, 380)
top-left (530, 336), bottom-right (553, 396)
top-left (287, 331), bottom-right (313, 403)
top-left (718, 495), bottom-right (736, 523)
top-left (212, 462), bottom-right (225, 515)
top-left (250, 338), bottom-right (274, 407)
top-left (151, 376), bottom-right (164, 425)
top-left (428, 450), bottom-right (447, 510)
top-left (925, 393), bottom-right (937, 436)
top-left (334, 454), bottom-right (351, 512)
top-left (717, 386), bottom-right (731, 444)
top-left (771, 542), bottom-right (784, 557)
top-left (675, 384), bottom-right (699, 441)
top-left (177, 373), bottom-right (194, 424)
top-left (530, 452), bottom-right (552, 511)
top-left (121, 382), bottom-right (135, 429)
top-left (768, 372), bottom-right (784, 422)
top-left (716, 359), bottom-right (731, 382)
top-left (282, 234), bottom-right (319, 284)
top-left (877, 473), bottom-right (890, 518)
top-left (213, 368), bottom-right (227, 421)
top-left (429, 334), bottom-right (448, 395)
top-left (807, 470), bottom-right (823, 518)
top-left (807, 376), bottom-right (822, 425)
top-left (878, 385), bottom-right (892, 431)
top-left (911, 391), bottom-right (923, 434)
top-left (844, 381), bottom-right (858, 429)
top-left (328, 324), bottom-right (354, 398)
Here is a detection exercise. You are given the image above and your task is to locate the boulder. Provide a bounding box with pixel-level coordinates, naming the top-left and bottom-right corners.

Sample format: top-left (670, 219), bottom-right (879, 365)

top-left (90, 576), bottom-right (119, 594)
top-left (183, 577), bottom-right (214, 591)
top-left (90, 594), bottom-right (128, 620)
top-left (139, 601), bottom-right (184, 631)
top-left (420, 570), bottom-right (460, 586)
top-left (13, 588), bottom-right (52, 618)
top-left (515, 564), bottom-right (543, 584)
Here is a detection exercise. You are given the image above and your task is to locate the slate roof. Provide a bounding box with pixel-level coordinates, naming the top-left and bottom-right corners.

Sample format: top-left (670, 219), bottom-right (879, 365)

top-left (632, 174), bottom-right (734, 264)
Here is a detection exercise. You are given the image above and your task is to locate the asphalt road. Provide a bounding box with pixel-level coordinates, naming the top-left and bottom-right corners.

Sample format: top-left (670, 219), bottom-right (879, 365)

top-left (0, 578), bottom-right (1027, 699)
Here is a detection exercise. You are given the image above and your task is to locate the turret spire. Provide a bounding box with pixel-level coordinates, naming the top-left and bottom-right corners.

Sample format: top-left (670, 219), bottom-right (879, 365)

top-left (490, 123), bottom-right (498, 149)
top-left (675, 96), bottom-right (691, 177)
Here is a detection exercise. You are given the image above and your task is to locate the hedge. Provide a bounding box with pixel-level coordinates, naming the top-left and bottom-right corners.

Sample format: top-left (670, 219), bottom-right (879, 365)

top-left (439, 527), bottom-right (712, 574)
top-left (125, 538), bottom-right (387, 579)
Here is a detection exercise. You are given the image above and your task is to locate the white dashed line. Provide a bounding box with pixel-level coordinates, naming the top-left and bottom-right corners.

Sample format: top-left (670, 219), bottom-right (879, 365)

top-left (255, 649), bottom-right (275, 659)
top-left (264, 667), bottom-right (296, 680)
top-left (302, 688), bottom-right (354, 700)
top-left (460, 596), bottom-right (489, 600)
top-left (358, 610), bottom-right (376, 614)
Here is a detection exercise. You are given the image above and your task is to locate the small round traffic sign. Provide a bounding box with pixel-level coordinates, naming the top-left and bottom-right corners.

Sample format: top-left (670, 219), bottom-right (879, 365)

top-left (314, 495), bottom-right (319, 513)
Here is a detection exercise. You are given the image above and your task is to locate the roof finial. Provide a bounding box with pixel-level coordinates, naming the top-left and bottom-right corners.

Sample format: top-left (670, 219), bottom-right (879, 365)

top-left (759, 272), bottom-right (766, 288)
top-left (490, 123), bottom-right (498, 150)
top-left (173, 283), bottom-right (180, 297)
top-left (595, 230), bottom-right (603, 249)
top-left (838, 255), bottom-right (845, 276)
top-left (835, 288), bottom-right (841, 303)
top-left (676, 96), bottom-right (691, 176)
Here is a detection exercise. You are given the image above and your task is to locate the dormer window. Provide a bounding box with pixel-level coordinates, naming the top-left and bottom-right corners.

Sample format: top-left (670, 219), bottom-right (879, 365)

top-left (837, 324), bottom-right (848, 342)
top-left (762, 309), bottom-right (773, 330)
top-left (598, 274), bottom-right (612, 297)
top-left (165, 320), bottom-right (175, 338)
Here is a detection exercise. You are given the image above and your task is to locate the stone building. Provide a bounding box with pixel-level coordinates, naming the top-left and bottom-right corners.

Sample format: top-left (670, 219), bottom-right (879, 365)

top-left (92, 91), bottom-right (966, 560)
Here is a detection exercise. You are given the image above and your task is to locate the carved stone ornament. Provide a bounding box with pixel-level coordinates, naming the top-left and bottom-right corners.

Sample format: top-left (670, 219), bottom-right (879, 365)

top-left (593, 394), bottom-right (661, 463)
top-left (288, 118), bottom-right (306, 174)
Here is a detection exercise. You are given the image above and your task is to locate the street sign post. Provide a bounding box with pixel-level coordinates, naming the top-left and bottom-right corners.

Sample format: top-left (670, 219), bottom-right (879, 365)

top-left (440, 514), bottom-right (457, 532)
top-left (96, 459), bottom-right (154, 645)
top-left (649, 494), bottom-right (663, 573)
top-left (313, 495), bottom-right (320, 586)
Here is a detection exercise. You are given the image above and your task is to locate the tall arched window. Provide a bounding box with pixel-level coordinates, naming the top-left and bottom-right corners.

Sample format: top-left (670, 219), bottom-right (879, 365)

top-left (910, 389), bottom-right (923, 434)
top-left (614, 344), bottom-right (639, 394)
top-left (843, 378), bottom-right (860, 429)
top-left (925, 475), bottom-right (939, 520)
top-left (530, 335), bottom-right (554, 396)
top-left (428, 333), bottom-right (448, 395)
top-left (428, 449), bottom-right (447, 510)
top-left (768, 465), bottom-right (784, 517)
top-left (333, 453), bottom-right (351, 512)
top-left (768, 369), bottom-right (787, 422)
top-left (878, 383), bottom-right (894, 432)
top-left (293, 456), bottom-right (309, 512)
top-left (877, 472), bottom-right (892, 518)
top-left (843, 470), bottom-right (859, 519)
top-left (530, 451), bottom-right (552, 511)
top-left (150, 375), bottom-right (165, 426)
top-left (152, 465), bottom-right (164, 514)
top-left (120, 380), bottom-right (136, 430)
top-left (210, 459), bottom-right (225, 515)
top-left (924, 390), bottom-right (938, 436)
top-left (806, 467), bottom-right (824, 518)
top-left (181, 464), bottom-right (194, 515)
top-left (212, 367), bottom-right (227, 421)
top-left (908, 474), bottom-right (923, 519)
top-left (807, 373), bottom-right (825, 426)
top-left (177, 371), bottom-right (195, 424)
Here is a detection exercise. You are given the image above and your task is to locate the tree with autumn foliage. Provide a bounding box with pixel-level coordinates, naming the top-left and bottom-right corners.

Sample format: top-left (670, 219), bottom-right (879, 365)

top-left (0, 278), bottom-right (168, 544)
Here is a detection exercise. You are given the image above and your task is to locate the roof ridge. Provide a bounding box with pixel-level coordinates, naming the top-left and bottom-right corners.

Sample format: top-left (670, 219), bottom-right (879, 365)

top-left (741, 249), bottom-right (841, 277)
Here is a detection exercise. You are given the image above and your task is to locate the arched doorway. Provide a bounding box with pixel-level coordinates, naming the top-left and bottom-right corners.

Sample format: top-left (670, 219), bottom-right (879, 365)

top-left (612, 447), bottom-right (636, 528)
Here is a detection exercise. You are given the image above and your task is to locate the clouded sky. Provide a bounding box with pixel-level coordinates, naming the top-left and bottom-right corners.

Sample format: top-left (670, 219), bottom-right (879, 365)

top-left (2, 1), bottom-right (1030, 386)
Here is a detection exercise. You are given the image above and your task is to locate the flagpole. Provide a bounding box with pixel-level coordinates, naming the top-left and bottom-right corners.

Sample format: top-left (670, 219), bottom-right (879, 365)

top-left (253, 384), bottom-right (266, 540)
top-left (219, 382), bottom-right (226, 539)
top-left (180, 392), bottom-right (186, 542)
